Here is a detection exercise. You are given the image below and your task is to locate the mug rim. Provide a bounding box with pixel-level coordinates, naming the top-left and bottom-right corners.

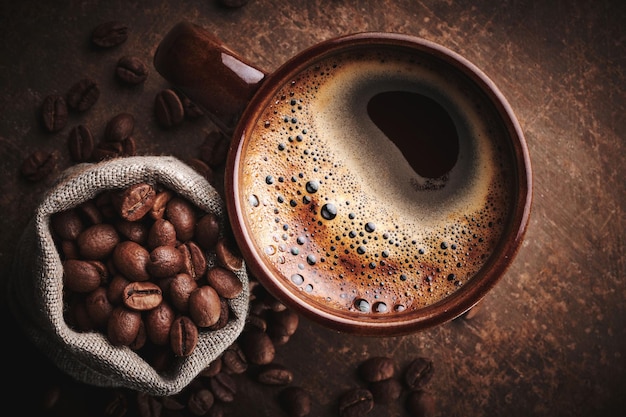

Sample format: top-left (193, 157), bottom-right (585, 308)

top-left (225, 31), bottom-right (532, 336)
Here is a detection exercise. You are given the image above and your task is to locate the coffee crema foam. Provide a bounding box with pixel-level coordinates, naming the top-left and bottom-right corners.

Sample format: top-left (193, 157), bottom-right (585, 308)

top-left (238, 46), bottom-right (514, 316)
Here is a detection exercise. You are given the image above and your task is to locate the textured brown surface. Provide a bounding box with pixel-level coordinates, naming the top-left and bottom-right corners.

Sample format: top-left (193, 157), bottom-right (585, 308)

top-left (1, 1), bottom-right (624, 416)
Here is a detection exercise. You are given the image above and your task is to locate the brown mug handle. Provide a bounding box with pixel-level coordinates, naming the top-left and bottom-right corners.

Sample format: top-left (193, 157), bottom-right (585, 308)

top-left (153, 21), bottom-right (267, 134)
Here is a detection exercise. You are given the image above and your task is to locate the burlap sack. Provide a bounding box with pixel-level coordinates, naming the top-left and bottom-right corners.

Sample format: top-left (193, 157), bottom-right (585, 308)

top-left (8, 155), bottom-right (249, 396)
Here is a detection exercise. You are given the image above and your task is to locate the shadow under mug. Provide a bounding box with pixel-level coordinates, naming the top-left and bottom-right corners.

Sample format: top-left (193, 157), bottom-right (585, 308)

top-left (154, 21), bottom-right (532, 336)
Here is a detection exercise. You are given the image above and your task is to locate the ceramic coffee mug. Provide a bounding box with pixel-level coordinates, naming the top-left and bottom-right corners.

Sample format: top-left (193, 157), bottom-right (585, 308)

top-left (154, 21), bottom-right (532, 336)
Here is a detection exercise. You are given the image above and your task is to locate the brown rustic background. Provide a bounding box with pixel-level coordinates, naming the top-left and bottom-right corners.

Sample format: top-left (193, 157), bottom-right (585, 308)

top-left (0, 0), bottom-right (624, 416)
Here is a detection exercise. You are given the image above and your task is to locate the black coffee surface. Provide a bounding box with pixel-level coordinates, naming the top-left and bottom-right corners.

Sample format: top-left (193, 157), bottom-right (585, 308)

top-left (367, 91), bottom-right (459, 179)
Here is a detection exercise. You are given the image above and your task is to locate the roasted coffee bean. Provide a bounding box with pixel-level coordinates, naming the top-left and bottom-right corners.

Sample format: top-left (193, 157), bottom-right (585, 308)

top-left (154, 88), bottom-right (184, 128)
top-left (187, 388), bottom-right (214, 416)
top-left (63, 259), bottom-right (104, 293)
top-left (369, 378), bottom-right (403, 404)
top-left (338, 388), bottom-right (374, 417)
top-left (113, 240), bottom-right (150, 281)
top-left (59, 239), bottom-right (79, 259)
top-left (405, 390), bottom-right (436, 417)
top-left (68, 298), bottom-right (96, 331)
top-left (256, 363), bottom-right (293, 386)
top-left (148, 245), bottom-right (185, 278)
top-left (199, 357), bottom-right (223, 378)
top-left (145, 301), bottom-right (175, 345)
top-left (404, 357), bottom-right (434, 390)
top-left (136, 392), bottom-right (163, 417)
top-left (170, 315), bottom-right (198, 356)
top-left (120, 136), bottom-right (136, 156)
top-left (102, 389), bottom-right (128, 417)
top-left (244, 313), bottom-right (267, 333)
top-left (147, 218), bottom-right (177, 249)
top-left (160, 395), bottom-right (185, 411)
top-left (179, 241), bottom-right (207, 280)
top-left (150, 189), bottom-right (173, 220)
top-left (199, 131), bottom-right (229, 168)
top-left (115, 55), bottom-right (149, 85)
top-left (115, 219), bottom-right (148, 244)
top-left (279, 386), bottom-right (312, 417)
top-left (195, 212), bottom-right (220, 251)
top-left (107, 274), bottom-right (131, 305)
top-left (41, 94), bottom-right (68, 132)
top-left (20, 149), bottom-right (59, 181)
top-left (91, 21), bottom-right (129, 48)
top-left (66, 78), bottom-right (99, 112)
top-left (129, 320), bottom-right (147, 350)
top-left (189, 285), bottom-right (221, 327)
top-left (239, 329), bottom-right (275, 365)
top-left (51, 208), bottom-right (85, 241)
top-left (105, 113), bottom-right (135, 142)
top-left (208, 297), bottom-right (230, 331)
top-left (215, 237), bottom-right (244, 271)
top-left (358, 356), bottom-right (395, 382)
top-left (77, 223), bottom-right (120, 259)
top-left (206, 266), bottom-right (243, 299)
top-left (115, 182), bottom-right (156, 221)
top-left (169, 273), bottom-right (198, 312)
top-left (107, 306), bottom-right (141, 346)
top-left (208, 373), bottom-right (236, 402)
top-left (85, 286), bottom-right (114, 328)
top-left (267, 308), bottom-right (299, 339)
top-left (68, 124), bottom-right (94, 162)
top-left (166, 196), bottom-right (196, 242)
top-left (220, 343), bottom-right (248, 374)
top-left (181, 94), bottom-right (204, 119)
top-left (92, 140), bottom-right (122, 161)
top-left (123, 281), bottom-right (163, 311)
top-left (77, 200), bottom-right (103, 225)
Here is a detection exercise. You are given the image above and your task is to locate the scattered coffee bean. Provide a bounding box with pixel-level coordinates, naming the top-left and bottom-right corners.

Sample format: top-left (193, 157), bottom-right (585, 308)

top-left (154, 88), bottom-right (184, 128)
top-left (180, 94), bottom-right (204, 119)
top-left (358, 356), bottom-right (395, 382)
top-left (238, 329), bottom-right (275, 365)
top-left (404, 357), bottom-right (434, 391)
top-left (115, 56), bottom-right (149, 85)
top-left (186, 157), bottom-right (215, 184)
top-left (67, 124), bottom-right (94, 162)
top-left (199, 131), bottom-right (230, 168)
top-left (209, 372), bottom-right (237, 402)
top-left (256, 363), bottom-right (293, 385)
top-left (20, 149), bottom-right (59, 181)
top-left (221, 343), bottom-right (248, 374)
top-left (41, 94), bottom-right (68, 132)
top-left (405, 390), bottom-right (436, 417)
top-left (338, 388), bottom-right (374, 417)
top-left (187, 388), bottom-right (215, 416)
top-left (279, 386), bottom-right (312, 417)
top-left (105, 113), bottom-right (135, 142)
top-left (368, 378), bottom-right (403, 404)
top-left (136, 392), bottom-right (163, 417)
top-left (66, 78), bottom-right (100, 112)
top-left (102, 389), bottom-right (128, 417)
top-left (199, 357), bottom-right (223, 378)
top-left (91, 21), bottom-right (129, 48)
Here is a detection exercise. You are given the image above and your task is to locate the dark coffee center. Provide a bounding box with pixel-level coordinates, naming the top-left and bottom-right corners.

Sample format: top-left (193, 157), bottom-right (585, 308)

top-left (367, 91), bottom-right (459, 179)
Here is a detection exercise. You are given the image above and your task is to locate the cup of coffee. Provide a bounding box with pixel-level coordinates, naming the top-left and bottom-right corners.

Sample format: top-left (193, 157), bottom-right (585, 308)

top-left (154, 21), bottom-right (532, 336)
